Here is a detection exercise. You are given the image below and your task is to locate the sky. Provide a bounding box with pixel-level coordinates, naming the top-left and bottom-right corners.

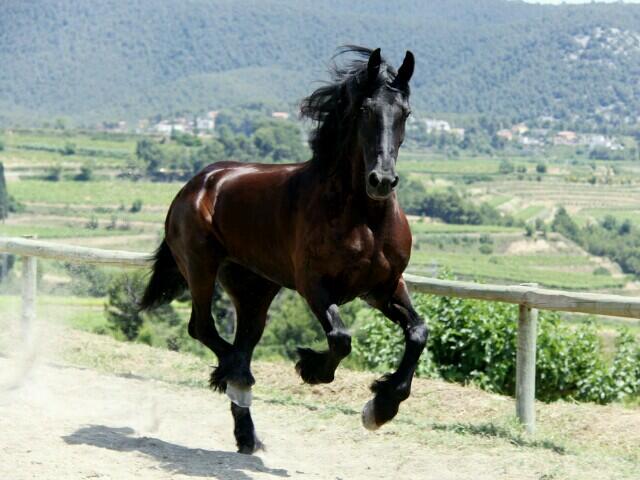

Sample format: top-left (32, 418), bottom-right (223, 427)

top-left (523, 0), bottom-right (640, 3)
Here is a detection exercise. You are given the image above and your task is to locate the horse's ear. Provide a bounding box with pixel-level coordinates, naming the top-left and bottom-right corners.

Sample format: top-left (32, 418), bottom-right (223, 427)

top-left (393, 50), bottom-right (415, 89)
top-left (367, 48), bottom-right (382, 82)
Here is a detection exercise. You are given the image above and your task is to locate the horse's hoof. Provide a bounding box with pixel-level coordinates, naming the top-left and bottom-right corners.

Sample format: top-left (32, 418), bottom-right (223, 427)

top-left (361, 399), bottom-right (380, 431)
top-left (237, 437), bottom-right (264, 455)
top-left (227, 382), bottom-right (252, 408)
top-left (295, 348), bottom-right (334, 384)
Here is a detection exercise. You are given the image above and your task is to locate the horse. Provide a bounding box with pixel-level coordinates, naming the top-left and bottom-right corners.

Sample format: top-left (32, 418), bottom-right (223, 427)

top-left (140, 46), bottom-right (428, 454)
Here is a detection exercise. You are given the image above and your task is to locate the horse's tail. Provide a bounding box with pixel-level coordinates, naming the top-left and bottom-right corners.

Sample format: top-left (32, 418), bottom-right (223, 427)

top-left (139, 239), bottom-right (187, 311)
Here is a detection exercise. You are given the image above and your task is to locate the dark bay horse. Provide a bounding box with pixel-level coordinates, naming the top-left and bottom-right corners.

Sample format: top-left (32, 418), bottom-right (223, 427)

top-left (140, 46), bottom-right (428, 454)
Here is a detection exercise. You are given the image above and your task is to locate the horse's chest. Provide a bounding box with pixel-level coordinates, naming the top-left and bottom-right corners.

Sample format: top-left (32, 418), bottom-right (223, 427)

top-left (310, 226), bottom-right (402, 295)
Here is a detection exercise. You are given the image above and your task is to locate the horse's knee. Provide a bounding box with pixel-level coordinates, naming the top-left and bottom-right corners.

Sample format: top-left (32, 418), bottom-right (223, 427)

top-left (408, 321), bottom-right (428, 349)
top-left (328, 329), bottom-right (351, 358)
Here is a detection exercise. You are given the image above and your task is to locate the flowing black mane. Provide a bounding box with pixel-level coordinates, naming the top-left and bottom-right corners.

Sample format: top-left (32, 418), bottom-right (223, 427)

top-left (300, 46), bottom-right (405, 167)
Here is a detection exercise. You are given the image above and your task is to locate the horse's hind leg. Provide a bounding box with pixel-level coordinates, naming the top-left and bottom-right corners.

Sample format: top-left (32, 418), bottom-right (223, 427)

top-left (218, 261), bottom-right (280, 453)
top-left (183, 254), bottom-right (235, 390)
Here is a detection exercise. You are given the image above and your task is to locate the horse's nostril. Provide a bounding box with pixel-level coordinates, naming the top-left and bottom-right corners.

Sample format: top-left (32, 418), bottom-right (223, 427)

top-left (368, 172), bottom-right (381, 188)
top-left (391, 175), bottom-right (399, 188)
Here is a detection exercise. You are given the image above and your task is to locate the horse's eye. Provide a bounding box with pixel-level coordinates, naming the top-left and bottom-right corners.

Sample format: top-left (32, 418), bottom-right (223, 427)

top-left (404, 109), bottom-right (412, 118)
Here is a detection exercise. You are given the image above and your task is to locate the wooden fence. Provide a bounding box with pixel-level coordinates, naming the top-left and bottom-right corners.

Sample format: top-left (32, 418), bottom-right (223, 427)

top-left (2, 235), bottom-right (640, 434)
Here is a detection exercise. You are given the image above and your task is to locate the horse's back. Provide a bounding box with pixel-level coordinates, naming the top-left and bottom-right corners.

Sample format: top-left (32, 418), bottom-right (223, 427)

top-left (167, 160), bottom-right (303, 286)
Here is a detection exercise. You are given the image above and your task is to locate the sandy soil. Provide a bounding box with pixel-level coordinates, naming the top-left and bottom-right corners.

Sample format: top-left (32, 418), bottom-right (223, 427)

top-left (0, 355), bottom-right (503, 480)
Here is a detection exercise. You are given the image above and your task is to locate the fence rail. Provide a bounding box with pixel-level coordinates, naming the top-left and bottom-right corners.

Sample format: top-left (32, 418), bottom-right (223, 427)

top-left (2, 236), bottom-right (639, 434)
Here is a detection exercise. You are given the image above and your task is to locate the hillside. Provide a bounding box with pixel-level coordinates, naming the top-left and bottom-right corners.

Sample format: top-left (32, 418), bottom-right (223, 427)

top-left (2, 0), bottom-right (640, 126)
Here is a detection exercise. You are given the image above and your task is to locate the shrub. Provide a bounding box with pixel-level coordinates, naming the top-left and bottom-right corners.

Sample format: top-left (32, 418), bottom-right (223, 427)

top-left (105, 271), bottom-right (181, 341)
top-left (45, 164), bottom-right (62, 181)
top-left (64, 263), bottom-right (111, 297)
top-left (61, 142), bottom-right (76, 156)
top-left (130, 199), bottom-right (143, 213)
top-left (105, 272), bottom-right (146, 340)
top-left (351, 292), bottom-right (640, 404)
top-left (75, 162), bottom-right (94, 181)
top-left (498, 159), bottom-right (515, 175)
top-left (352, 309), bottom-right (437, 377)
top-left (479, 244), bottom-right (493, 255)
top-left (593, 266), bottom-right (611, 276)
top-left (85, 216), bottom-right (99, 229)
top-left (258, 290), bottom-right (324, 359)
top-left (536, 162), bottom-right (547, 174)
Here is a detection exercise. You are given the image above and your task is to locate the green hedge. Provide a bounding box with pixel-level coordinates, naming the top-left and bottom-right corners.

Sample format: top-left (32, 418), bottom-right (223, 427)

top-left (352, 293), bottom-right (640, 404)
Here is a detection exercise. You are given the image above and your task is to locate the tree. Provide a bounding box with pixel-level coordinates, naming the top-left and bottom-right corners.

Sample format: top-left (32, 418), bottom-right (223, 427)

top-left (135, 139), bottom-right (164, 177)
top-left (498, 159), bottom-right (515, 175)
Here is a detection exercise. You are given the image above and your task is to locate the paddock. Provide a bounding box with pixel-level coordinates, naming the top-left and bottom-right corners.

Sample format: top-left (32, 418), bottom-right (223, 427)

top-left (2, 235), bottom-right (640, 437)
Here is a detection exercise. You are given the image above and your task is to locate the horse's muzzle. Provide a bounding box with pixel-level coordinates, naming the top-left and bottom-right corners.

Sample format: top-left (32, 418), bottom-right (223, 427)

top-left (366, 171), bottom-right (399, 200)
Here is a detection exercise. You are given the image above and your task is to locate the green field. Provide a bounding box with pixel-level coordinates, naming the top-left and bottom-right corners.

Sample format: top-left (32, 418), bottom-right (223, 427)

top-left (2, 129), bottom-right (639, 295)
top-left (10, 179), bottom-right (181, 207)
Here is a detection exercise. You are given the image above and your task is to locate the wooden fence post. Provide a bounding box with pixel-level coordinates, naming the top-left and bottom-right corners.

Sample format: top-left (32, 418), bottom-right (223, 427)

top-left (516, 291), bottom-right (538, 434)
top-left (20, 236), bottom-right (38, 342)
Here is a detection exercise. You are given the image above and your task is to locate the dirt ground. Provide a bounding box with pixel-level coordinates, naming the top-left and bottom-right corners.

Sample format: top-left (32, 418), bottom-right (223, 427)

top-left (0, 315), bottom-right (638, 480)
top-left (1, 355), bottom-right (504, 480)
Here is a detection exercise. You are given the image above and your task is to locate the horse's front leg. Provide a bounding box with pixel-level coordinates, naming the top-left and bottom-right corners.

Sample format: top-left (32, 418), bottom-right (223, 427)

top-left (362, 278), bottom-right (428, 430)
top-left (295, 290), bottom-right (351, 384)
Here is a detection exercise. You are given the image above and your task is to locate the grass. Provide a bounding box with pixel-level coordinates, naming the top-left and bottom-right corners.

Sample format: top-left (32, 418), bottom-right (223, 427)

top-left (0, 223), bottom-right (148, 239)
top-left (409, 250), bottom-right (628, 289)
top-left (9, 179), bottom-right (181, 207)
top-left (409, 221), bottom-right (521, 235)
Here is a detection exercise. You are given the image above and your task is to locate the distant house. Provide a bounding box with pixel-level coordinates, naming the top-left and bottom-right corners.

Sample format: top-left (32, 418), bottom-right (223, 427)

top-left (271, 112), bottom-right (290, 120)
top-left (581, 134), bottom-right (623, 150)
top-left (553, 131), bottom-right (577, 146)
top-left (424, 118), bottom-right (451, 133)
top-left (511, 123), bottom-right (528, 135)
top-left (519, 136), bottom-right (543, 147)
top-left (496, 129), bottom-right (513, 141)
top-left (154, 121), bottom-right (185, 135)
top-left (450, 128), bottom-right (465, 139)
top-left (196, 117), bottom-right (215, 131)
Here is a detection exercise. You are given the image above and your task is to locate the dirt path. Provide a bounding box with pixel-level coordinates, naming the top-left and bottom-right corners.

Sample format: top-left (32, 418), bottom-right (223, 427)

top-left (0, 356), bottom-right (493, 480)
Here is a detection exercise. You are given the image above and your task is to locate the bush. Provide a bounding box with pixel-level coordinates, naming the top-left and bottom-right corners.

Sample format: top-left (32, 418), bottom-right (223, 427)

top-left (64, 263), bottom-right (111, 297)
top-left (351, 292), bottom-right (640, 404)
top-left (105, 272), bottom-right (146, 340)
top-left (352, 309), bottom-right (437, 377)
top-left (593, 266), bottom-right (611, 276)
top-left (479, 244), bottom-right (493, 255)
top-left (130, 199), bottom-right (143, 213)
top-left (258, 290), bottom-right (324, 359)
top-left (74, 162), bottom-right (94, 181)
top-left (105, 271), bottom-right (181, 342)
top-left (45, 164), bottom-right (62, 181)
top-left (499, 159), bottom-right (515, 175)
top-left (85, 216), bottom-right (99, 229)
top-left (536, 162), bottom-right (547, 174)
top-left (61, 142), bottom-right (76, 156)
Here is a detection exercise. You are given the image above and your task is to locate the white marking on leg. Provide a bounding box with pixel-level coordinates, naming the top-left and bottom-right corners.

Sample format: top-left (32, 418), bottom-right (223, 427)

top-left (227, 382), bottom-right (253, 408)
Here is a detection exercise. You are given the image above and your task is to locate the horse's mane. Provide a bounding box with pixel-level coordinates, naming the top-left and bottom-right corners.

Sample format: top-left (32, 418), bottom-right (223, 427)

top-left (300, 46), bottom-right (402, 168)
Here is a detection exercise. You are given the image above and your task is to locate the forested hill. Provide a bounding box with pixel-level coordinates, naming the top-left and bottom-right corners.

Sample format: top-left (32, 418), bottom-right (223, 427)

top-left (2, 0), bottom-right (640, 126)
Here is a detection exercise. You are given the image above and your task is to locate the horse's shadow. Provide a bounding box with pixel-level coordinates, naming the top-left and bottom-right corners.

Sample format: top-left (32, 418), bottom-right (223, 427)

top-left (62, 425), bottom-right (289, 480)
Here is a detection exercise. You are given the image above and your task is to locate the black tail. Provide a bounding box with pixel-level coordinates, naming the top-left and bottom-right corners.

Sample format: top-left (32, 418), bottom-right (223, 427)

top-left (139, 240), bottom-right (188, 311)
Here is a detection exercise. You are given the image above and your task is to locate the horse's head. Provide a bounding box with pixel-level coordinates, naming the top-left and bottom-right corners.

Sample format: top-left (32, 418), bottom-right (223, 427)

top-left (301, 47), bottom-right (415, 200)
top-left (357, 48), bottom-right (414, 201)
